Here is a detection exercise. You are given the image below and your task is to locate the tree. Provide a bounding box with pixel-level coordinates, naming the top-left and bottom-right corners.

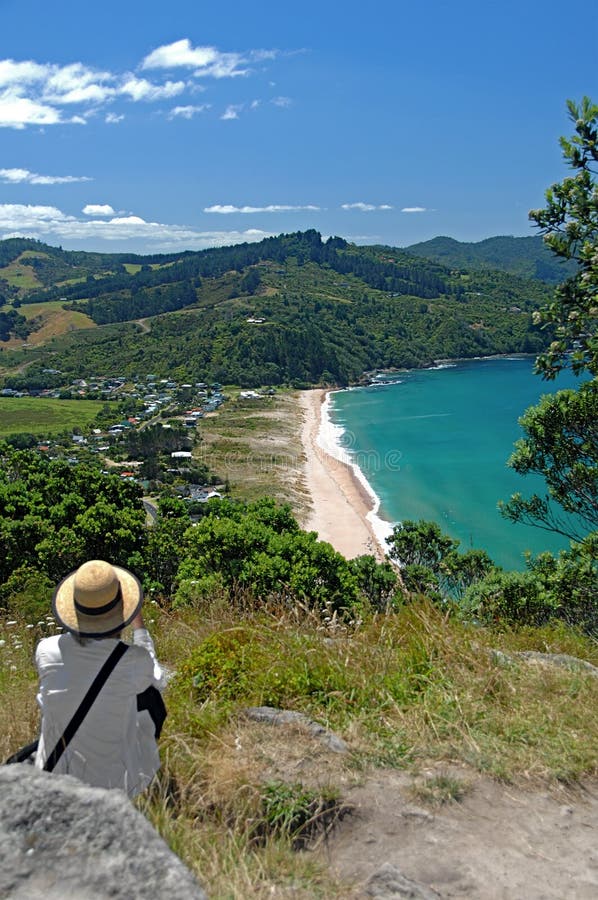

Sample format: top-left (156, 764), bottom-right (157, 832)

top-left (350, 554), bottom-right (399, 610)
top-left (387, 520), bottom-right (457, 570)
top-left (0, 444), bottom-right (147, 586)
top-left (386, 519), bottom-right (495, 601)
top-left (501, 99), bottom-right (598, 546)
top-left (500, 379), bottom-right (598, 540)
top-left (529, 96), bottom-right (597, 379)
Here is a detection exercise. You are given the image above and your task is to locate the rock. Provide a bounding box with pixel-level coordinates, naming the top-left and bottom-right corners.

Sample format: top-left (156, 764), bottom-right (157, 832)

top-left (243, 706), bottom-right (349, 753)
top-left (365, 863), bottom-right (442, 899)
top-left (0, 765), bottom-right (207, 900)
top-left (516, 651), bottom-right (598, 677)
top-left (489, 647), bottom-right (598, 678)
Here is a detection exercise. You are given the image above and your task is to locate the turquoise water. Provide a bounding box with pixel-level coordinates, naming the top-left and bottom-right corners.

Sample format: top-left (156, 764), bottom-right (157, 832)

top-left (330, 358), bottom-right (582, 570)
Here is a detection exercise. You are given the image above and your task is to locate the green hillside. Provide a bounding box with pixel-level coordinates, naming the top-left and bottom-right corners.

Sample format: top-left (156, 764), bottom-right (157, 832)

top-left (0, 231), bottom-right (554, 388)
top-left (405, 235), bottom-right (578, 284)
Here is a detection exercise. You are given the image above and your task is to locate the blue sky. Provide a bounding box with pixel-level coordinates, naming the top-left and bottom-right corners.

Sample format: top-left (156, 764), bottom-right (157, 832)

top-left (0, 0), bottom-right (596, 254)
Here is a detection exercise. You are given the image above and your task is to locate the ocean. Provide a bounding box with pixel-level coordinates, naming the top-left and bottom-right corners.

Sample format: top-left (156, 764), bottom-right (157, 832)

top-left (320, 357), bottom-right (582, 570)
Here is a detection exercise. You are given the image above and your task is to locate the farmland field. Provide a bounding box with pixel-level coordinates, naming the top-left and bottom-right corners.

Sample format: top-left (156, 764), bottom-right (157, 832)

top-left (0, 398), bottom-right (102, 435)
top-left (0, 259), bottom-right (42, 290)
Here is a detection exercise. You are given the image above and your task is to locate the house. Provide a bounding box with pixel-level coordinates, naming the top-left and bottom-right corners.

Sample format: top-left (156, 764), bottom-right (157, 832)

top-left (239, 390), bottom-right (263, 400)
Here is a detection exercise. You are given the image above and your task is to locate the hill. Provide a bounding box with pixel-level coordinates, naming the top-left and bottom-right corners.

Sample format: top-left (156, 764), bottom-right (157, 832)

top-left (405, 234), bottom-right (578, 284)
top-left (0, 237), bottom-right (184, 300)
top-left (0, 231), bottom-right (554, 389)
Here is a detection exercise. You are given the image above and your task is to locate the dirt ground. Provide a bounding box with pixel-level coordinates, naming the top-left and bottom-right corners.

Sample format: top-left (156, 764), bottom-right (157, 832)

top-left (317, 767), bottom-right (598, 899)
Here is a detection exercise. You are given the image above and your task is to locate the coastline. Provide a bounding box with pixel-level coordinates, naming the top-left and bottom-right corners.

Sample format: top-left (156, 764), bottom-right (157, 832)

top-left (298, 389), bottom-right (390, 561)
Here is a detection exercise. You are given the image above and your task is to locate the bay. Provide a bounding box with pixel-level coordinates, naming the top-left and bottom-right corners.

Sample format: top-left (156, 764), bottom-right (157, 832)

top-left (328, 357), bottom-right (582, 570)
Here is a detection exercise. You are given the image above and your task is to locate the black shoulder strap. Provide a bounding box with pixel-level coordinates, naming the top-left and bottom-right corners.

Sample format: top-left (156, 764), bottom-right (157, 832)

top-left (43, 641), bottom-right (129, 773)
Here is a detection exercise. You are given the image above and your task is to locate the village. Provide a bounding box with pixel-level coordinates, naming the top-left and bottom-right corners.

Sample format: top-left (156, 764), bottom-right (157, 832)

top-left (0, 372), bottom-right (258, 507)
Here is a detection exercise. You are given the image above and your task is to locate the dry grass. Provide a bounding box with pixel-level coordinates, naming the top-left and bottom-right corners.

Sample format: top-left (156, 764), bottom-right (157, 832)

top-left (198, 391), bottom-right (310, 514)
top-left (0, 617), bottom-right (42, 761)
top-left (159, 601), bottom-right (598, 783)
top-left (0, 300), bottom-right (96, 350)
top-left (408, 770), bottom-right (471, 805)
top-left (19, 301), bottom-right (96, 345)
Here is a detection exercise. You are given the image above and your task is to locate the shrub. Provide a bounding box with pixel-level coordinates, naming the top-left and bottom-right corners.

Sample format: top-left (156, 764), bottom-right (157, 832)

top-left (256, 781), bottom-right (344, 848)
top-left (461, 569), bottom-right (558, 627)
top-left (0, 566), bottom-right (53, 621)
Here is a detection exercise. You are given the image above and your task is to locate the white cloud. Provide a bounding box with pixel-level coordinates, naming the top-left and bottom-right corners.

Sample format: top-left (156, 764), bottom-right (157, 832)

top-left (341, 202), bottom-right (394, 212)
top-left (141, 38), bottom-right (275, 79)
top-left (82, 204), bottom-right (115, 216)
top-left (0, 57), bottom-right (187, 129)
top-left (142, 40), bottom-right (225, 70)
top-left (43, 62), bottom-right (113, 99)
top-left (204, 203), bottom-right (320, 214)
top-left (271, 96), bottom-right (291, 108)
top-left (401, 206), bottom-right (427, 213)
top-left (108, 215), bottom-right (147, 225)
top-left (119, 77), bottom-right (186, 102)
top-left (0, 59), bottom-right (48, 87)
top-left (0, 204), bottom-right (72, 229)
top-left (221, 104), bottom-right (242, 120)
top-left (0, 167), bottom-right (91, 185)
top-left (0, 43), bottom-right (281, 129)
top-left (0, 90), bottom-right (63, 129)
top-left (168, 104), bottom-right (210, 119)
top-left (53, 84), bottom-right (114, 105)
top-left (0, 202), bottom-right (274, 250)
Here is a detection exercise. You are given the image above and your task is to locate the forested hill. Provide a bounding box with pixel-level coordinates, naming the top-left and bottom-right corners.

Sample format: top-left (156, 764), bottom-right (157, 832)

top-left (5, 231), bottom-right (451, 314)
top-left (405, 235), bottom-right (578, 284)
top-left (0, 230), bottom-right (554, 388)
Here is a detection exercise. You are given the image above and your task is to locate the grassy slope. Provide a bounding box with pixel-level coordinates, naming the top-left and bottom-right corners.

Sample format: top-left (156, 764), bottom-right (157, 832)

top-left (0, 236), bottom-right (552, 383)
top-left (2, 600), bottom-right (597, 898)
top-left (0, 258), bottom-right (43, 291)
top-left (19, 300), bottom-right (96, 346)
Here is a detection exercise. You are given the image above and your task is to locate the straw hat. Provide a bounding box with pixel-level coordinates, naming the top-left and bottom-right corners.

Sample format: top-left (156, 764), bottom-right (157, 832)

top-left (53, 560), bottom-right (143, 638)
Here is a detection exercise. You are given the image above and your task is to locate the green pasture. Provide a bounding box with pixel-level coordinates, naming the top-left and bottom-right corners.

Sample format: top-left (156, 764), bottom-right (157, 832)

top-left (17, 300), bottom-right (73, 319)
top-left (0, 260), bottom-right (41, 290)
top-left (0, 397), bottom-right (102, 436)
top-left (124, 262), bottom-right (173, 274)
top-left (19, 250), bottom-right (50, 260)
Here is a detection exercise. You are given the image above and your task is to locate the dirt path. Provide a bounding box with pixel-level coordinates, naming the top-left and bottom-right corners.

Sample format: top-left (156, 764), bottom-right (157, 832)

top-left (135, 318), bottom-right (151, 333)
top-left (318, 768), bottom-right (598, 898)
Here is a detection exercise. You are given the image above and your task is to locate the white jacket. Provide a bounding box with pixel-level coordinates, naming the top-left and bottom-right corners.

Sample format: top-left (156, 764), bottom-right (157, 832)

top-left (34, 628), bottom-right (165, 797)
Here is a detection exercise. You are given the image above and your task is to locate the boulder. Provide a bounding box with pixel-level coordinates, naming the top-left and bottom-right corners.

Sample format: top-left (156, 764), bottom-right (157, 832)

top-left (365, 862), bottom-right (441, 899)
top-left (0, 765), bottom-right (207, 899)
top-left (243, 706), bottom-right (349, 753)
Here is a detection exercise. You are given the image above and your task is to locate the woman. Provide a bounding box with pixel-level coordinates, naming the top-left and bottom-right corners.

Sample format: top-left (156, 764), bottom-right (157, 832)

top-left (34, 559), bottom-right (166, 798)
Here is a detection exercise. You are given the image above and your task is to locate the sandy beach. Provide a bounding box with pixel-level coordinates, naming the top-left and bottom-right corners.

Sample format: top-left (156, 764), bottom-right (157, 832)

top-left (298, 389), bottom-right (387, 560)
